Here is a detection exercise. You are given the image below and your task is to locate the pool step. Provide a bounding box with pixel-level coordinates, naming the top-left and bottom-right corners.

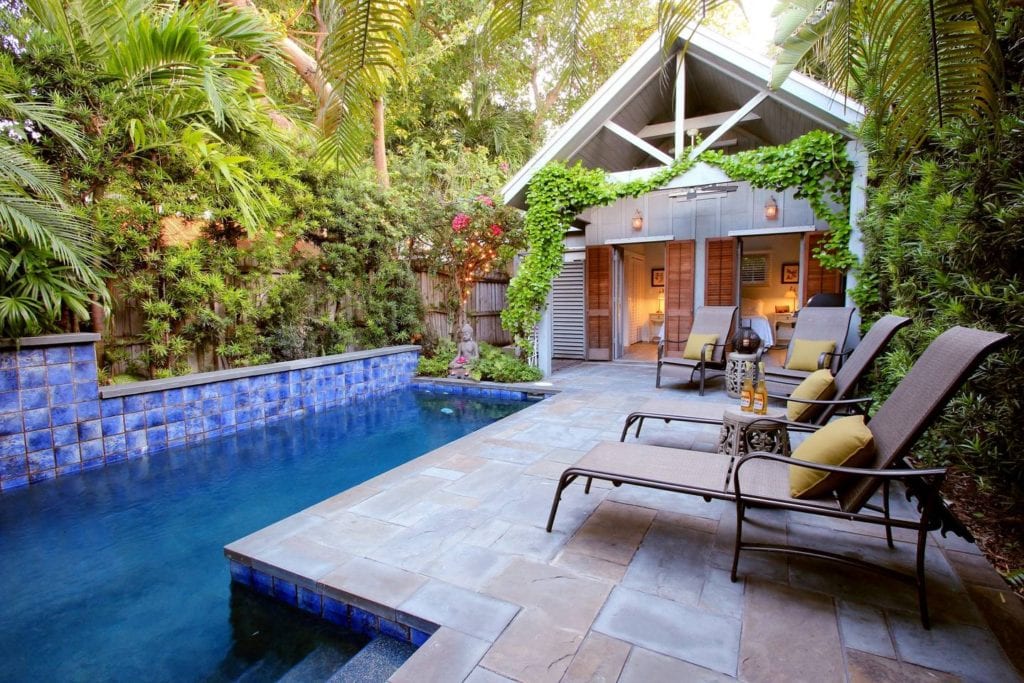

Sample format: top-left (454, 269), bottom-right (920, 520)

top-left (277, 643), bottom-right (352, 683)
top-left (325, 636), bottom-right (418, 683)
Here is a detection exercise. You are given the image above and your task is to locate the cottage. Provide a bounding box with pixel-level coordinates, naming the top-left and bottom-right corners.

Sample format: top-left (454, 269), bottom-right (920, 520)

top-left (502, 30), bottom-right (865, 376)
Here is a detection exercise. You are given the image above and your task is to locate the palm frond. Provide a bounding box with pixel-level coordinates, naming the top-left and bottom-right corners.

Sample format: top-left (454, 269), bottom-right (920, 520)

top-left (485, 0), bottom-right (555, 43)
top-left (657, 0), bottom-right (737, 54)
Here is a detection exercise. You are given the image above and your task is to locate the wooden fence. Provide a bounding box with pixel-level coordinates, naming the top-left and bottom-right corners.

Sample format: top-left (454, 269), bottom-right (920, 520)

top-left (417, 270), bottom-right (512, 346)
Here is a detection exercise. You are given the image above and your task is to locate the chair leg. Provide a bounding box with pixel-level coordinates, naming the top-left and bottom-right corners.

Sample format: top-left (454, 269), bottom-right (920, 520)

top-left (699, 363), bottom-right (706, 396)
top-left (916, 521), bottom-right (931, 629)
top-left (547, 472), bottom-right (576, 532)
top-left (730, 501), bottom-right (746, 582)
top-left (656, 361), bottom-right (662, 388)
top-left (635, 417), bottom-right (645, 438)
top-left (882, 480), bottom-right (895, 549)
top-left (620, 415), bottom-right (635, 441)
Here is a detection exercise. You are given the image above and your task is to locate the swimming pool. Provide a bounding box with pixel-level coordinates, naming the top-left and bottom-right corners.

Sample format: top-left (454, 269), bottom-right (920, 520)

top-left (0, 388), bottom-right (528, 682)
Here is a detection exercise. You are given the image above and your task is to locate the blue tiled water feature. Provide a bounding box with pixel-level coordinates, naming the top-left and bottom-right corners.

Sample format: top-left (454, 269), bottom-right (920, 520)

top-left (0, 388), bottom-right (529, 682)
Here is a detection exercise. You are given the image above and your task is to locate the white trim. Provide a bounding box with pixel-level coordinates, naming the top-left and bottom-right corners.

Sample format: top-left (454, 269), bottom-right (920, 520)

top-left (690, 91), bottom-right (769, 158)
top-left (728, 225), bottom-right (816, 237)
top-left (603, 121), bottom-right (674, 165)
top-left (674, 52), bottom-right (686, 159)
top-left (604, 236), bottom-right (673, 245)
top-left (643, 111), bottom-right (761, 139)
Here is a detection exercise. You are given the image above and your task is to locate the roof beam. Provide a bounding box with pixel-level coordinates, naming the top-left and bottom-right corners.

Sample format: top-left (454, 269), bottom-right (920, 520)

top-left (690, 91), bottom-right (768, 159)
top-left (674, 52), bottom-right (686, 160)
top-left (641, 111), bottom-right (762, 140)
top-left (603, 120), bottom-right (675, 166)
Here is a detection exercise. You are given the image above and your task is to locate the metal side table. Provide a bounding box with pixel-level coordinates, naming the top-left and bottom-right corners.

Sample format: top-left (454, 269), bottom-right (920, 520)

top-left (725, 352), bottom-right (758, 398)
top-left (718, 406), bottom-right (791, 457)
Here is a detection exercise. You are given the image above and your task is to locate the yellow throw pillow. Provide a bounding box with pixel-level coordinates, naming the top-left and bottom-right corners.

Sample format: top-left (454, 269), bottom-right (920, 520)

top-left (786, 339), bottom-right (837, 372)
top-left (786, 369), bottom-right (837, 422)
top-left (790, 415), bottom-right (875, 499)
top-left (683, 333), bottom-right (719, 361)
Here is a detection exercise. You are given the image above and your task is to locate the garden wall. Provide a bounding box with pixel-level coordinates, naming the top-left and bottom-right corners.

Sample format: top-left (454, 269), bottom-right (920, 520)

top-left (0, 334), bottom-right (419, 492)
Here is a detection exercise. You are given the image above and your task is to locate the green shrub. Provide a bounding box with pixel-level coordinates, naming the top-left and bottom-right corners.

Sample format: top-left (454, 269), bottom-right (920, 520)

top-left (417, 340), bottom-right (457, 377)
top-left (470, 343), bottom-right (542, 383)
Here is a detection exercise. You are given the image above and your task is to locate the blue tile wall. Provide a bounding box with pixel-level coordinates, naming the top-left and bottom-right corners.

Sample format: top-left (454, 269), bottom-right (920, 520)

top-left (0, 340), bottom-right (420, 491)
top-left (227, 560), bottom-right (430, 651)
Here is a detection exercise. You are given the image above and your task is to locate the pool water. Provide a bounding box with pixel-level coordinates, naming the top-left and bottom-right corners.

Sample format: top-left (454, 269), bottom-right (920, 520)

top-left (0, 388), bottom-right (527, 682)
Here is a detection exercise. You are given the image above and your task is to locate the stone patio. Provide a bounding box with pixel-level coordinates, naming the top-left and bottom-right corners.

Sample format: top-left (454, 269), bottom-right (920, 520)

top-left (224, 362), bottom-right (1024, 682)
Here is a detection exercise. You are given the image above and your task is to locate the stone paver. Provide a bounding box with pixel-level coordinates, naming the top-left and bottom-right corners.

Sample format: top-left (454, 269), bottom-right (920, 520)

top-left (224, 362), bottom-right (1024, 683)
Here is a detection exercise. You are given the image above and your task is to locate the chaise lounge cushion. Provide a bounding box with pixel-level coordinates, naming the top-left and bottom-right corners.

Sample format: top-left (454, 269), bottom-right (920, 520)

top-left (786, 339), bottom-right (836, 372)
top-left (786, 369), bottom-right (837, 422)
top-left (790, 415), bottom-right (875, 498)
top-left (683, 333), bottom-right (719, 360)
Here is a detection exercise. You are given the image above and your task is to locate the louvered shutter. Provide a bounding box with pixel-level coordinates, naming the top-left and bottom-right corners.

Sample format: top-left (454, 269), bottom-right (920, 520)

top-left (705, 237), bottom-right (737, 306)
top-left (804, 231), bottom-right (843, 304)
top-left (585, 246), bottom-right (612, 361)
top-left (664, 240), bottom-right (695, 356)
top-left (552, 261), bottom-right (585, 359)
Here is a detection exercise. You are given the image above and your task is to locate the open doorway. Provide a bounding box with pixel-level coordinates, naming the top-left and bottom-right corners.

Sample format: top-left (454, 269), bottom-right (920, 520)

top-left (739, 233), bottom-right (802, 367)
top-left (619, 243), bottom-right (665, 362)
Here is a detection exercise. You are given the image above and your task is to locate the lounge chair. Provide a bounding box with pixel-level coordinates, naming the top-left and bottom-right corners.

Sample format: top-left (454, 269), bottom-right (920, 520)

top-left (546, 326), bottom-right (1009, 628)
top-left (656, 305), bottom-right (738, 395)
top-left (757, 306), bottom-right (856, 388)
top-left (622, 314), bottom-right (912, 440)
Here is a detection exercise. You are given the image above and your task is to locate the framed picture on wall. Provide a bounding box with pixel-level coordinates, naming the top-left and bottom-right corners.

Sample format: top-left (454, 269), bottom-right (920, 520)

top-left (651, 268), bottom-right (665, 287)
top-left (781, 262), bottom-right (799, 284)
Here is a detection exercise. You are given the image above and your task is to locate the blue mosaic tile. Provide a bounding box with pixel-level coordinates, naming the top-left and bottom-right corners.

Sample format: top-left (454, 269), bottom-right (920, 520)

top-left (184, 386), bottom-right (201, 403)
top-left (28, 469), bottom-right (55, 484)
top-left (23, 408), bottom-right (50, 431)
top-left (56, 462), bottom-right (82, 477)
top-left (200, 385), bottom-right (218, 401)
top-left (145, 407), bottom-right (165, 428)
top-left (74, 382), bottom-right (98, 403)
top-left (0, 453), bottom-right (27, 477)
top-left (297, 588), bottom-right (322, 615)
top-left (229, 561), bottom-right (252, 587)
top-left (322, 597), bottom-right (349, 627)
top-left (19, 366), bottom-right (46, 389)
top-left (1, 474), bottom-right (29, 490)
top-left (18, 349), bottom-right (46, 367)
top-left (186, 417), bottom-right (204, 435)
top-left (124, 411), bottom-right (146, 432)
top-left (76, 400), bottom-right (100, 421)
top-left (27, 447), bottom-right (54, 471)
top-left (164, 388), bottom-right (183, 406)
top-left (147, 425), bottom-right (167, 449)
top-left (80, 438), bottom-right (103, 461)
top-left (73, 361), bottom-right (97, 383)
top-left (52, 423), bottom-right (79, 447)
top-left (271, 578), bottom-right (297, 606)
top-left (250, 569), bottom-right (273, 597)
top-left (54, 444), bottom-right (80, 466)
top-left (202, 414), bottom-right (223, 432)
top-left (125, 430), bottom-right (147, 455)
top-left (0, 391), bottom-right (17, 414)
top-left (379, 618), bottom-right (409, 642)
top-left (81, 458), bottom-right (104, 471)
top-left (162, 405), bottom-right (183, 424)
top-left (103, 434), bottom-right (126, 457)
top-left (72, 345), bottom-right (95, 362)
top-left (166, 421), bottom-right (186, 442)
top-left (410, 629), bottom-right (431, 647)
top-left (201, 398), bottom-right (219, 414)
top-left (0, 369), bottom-right (16, 392)
top-left (101, 397), bottom-right (124, 416)
top-left (46, 363), bottom-right (72, 385)
top-left (185, 403), bottom-right (203, 419)
top-left (0, 413), bottom-right (21, 437)
top-left (48, 384), bottom-right (75, 406)
top-left (142, 392), bottom-right (163, 410)
top-left (77, 419), bottom-right (102, 442)
top-left (102, 415), bottom-right (127, 438)
top-left (51, 404), bottom-right (76, 426)
top-left (123, 395), bottom-right (146, 414)
top-left (350, 606), bottom-right (379, 637)
top-left (0, 352), bottom-right (14, 370)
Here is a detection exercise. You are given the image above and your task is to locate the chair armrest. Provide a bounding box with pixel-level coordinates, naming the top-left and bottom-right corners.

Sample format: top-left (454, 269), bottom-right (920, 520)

top-left (733, 451), bottom-right (947, 489)
top-left (767, 394), bottom-right (874, 414)
top-left (818, 348), bottom-right (853, 369)
top-left (737, 416), bottom-right (825, 434)
top-left (700, 341), bottom-right (728, 363)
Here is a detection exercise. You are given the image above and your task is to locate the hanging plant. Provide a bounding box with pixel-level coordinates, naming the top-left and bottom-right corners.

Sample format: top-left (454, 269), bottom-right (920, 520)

top-left (502, 131), bottom-right (854, 356)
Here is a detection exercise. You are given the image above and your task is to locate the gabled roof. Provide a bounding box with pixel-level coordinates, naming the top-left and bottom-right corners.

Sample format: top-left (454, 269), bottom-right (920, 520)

top-left (502, 29), bottom-right (864, 208)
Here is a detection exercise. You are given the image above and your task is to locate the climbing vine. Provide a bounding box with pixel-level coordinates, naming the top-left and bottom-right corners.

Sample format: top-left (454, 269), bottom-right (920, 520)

top-left (502, 131), bottom-right (854, 355)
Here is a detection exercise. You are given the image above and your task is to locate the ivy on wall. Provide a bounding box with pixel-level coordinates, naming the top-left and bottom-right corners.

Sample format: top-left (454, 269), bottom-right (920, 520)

top-left (501, 131), bottom-right (854, 355)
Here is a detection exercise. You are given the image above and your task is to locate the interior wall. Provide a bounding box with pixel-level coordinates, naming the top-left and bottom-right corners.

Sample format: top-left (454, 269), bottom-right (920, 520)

top-left (740, 234), bottom-right (801, 314)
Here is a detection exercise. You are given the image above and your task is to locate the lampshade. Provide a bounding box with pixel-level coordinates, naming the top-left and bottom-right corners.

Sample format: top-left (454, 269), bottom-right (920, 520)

top-left (657, 291), bottom-right (664, 314)
top-left (631, 209), bottom-right (644, 231)
top-left (764, 196), bottom-right (778, 220)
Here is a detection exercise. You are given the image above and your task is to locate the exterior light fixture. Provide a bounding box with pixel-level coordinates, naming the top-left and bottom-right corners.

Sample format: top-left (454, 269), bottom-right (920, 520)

top-left (686, 127), bottom-right (699, 148)
top-left (764, 196), bottom-right (779, 220)
top-left (632, 209), bottom-right (644, 231)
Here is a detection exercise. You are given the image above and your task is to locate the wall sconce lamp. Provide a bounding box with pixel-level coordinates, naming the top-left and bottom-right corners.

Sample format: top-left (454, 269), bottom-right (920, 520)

top-left (632, 209), bottom-right (644, 231)
top-left (764, 196), bottom-right (779, 220)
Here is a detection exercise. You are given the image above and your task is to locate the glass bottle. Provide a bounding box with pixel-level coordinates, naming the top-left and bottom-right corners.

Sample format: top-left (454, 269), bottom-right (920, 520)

top-left (739, 362), bottom-right (754, 412)
top-left (753, 362), bottom-right (768, 415)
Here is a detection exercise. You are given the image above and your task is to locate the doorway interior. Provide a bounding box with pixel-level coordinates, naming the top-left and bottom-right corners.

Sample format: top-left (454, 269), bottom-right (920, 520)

top-left (619, 243), bottom-right (666, 362)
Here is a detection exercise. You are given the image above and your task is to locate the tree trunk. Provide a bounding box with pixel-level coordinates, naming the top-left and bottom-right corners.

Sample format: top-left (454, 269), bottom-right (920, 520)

top-left (372, 97), bottom-right (390, 188)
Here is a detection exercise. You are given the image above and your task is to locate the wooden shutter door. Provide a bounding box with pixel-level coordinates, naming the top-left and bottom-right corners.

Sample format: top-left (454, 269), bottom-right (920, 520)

top-left (585, 245), bottom-right (612, 361)
top-left (803, 231), bottom-right (844, 304)
top-left (664, 240), bottom-right (695, 356)
top-left (704, 237), bottom-right (737, 306)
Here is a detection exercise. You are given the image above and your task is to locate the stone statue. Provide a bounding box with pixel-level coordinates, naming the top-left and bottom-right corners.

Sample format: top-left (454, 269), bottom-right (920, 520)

top-left (449, 324), bottom-right (479, 377)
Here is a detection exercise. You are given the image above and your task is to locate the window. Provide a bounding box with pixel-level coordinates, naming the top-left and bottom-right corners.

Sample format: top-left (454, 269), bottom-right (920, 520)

top-left (740, 253), bottom-right (770, 286)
